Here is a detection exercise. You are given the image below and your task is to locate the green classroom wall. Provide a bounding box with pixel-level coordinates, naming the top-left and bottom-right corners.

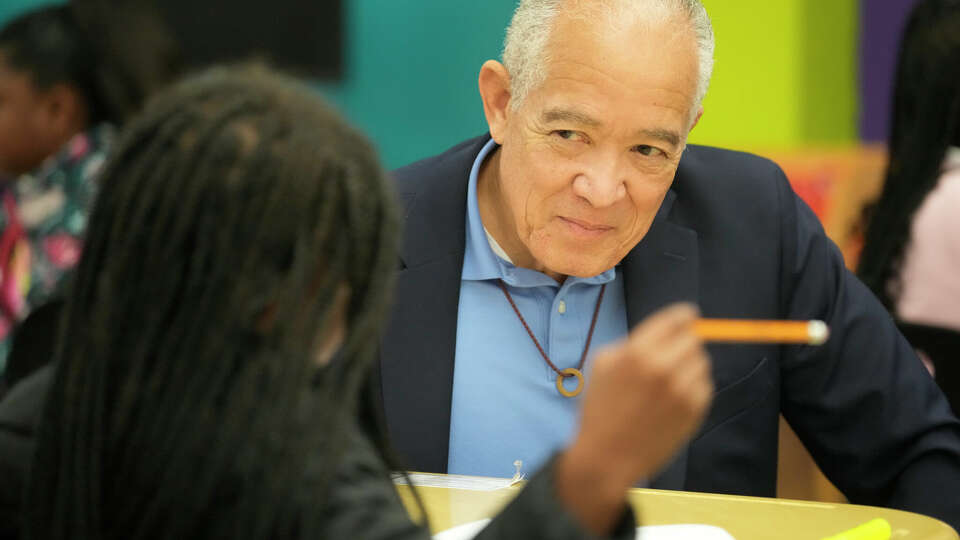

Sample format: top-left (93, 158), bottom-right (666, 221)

top-left (798, 0), bottom-right (859, 145)
top-left (692, 0), bottom-right (859, 150)
top-left (0, 0), bottom-right (859, 168)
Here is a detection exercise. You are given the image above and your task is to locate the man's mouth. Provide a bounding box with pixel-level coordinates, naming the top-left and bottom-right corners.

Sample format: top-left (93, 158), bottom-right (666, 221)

top-left (558, 216), bottom-right (614, 235)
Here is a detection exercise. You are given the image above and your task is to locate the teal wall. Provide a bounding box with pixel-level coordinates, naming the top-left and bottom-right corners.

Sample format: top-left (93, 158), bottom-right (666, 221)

top-left (319, 1), bottom-right (517, 168)
top-left (0, 0), bottom-right (60, 24)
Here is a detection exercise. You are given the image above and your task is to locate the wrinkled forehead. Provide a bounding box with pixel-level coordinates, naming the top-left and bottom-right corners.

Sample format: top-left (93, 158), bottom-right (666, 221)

top-left (560, 0), bottom-right (686, 32)
top-left (535, 5), bottom-right (701, 117)
top-left (551, 1), bottom-right (699, 75)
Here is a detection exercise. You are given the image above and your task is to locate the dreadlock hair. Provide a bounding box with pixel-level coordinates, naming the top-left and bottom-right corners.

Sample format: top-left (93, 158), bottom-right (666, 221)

top-left (857, 0), bottom-right (960, 310)
top-left (23, 65), bottom-right (400, 540)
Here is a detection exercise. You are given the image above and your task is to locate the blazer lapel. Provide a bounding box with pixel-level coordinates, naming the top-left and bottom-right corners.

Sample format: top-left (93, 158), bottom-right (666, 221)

top-left (621, 190), bottom-right (700, 490)
top-left (381, 254), bottom-right (464, 473)
top-left (379, 137), bottom-right (489, 473)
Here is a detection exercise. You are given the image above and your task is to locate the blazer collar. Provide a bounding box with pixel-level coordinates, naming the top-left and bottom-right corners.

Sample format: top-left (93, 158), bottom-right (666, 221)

top-left (396, 136), bottom-right (491, 270)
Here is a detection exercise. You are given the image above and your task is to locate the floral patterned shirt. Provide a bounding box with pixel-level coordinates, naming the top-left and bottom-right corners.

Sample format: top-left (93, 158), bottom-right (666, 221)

top-left (0, 124), bottom-right (113, 373)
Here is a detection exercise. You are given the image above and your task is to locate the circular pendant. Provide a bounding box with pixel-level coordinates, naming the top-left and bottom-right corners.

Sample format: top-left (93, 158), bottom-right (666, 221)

top-left (555, 368), bottom-right (584, 398)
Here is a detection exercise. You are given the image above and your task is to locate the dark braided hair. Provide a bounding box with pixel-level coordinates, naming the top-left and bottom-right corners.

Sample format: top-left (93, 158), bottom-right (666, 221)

top-left (23, 66), bottom-right (400, 539)
top-left (857, 0), bottom-right (960, 309)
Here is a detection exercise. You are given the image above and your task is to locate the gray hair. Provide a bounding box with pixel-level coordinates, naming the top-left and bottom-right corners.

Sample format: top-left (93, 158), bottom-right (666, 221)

top-left (502, 0), bottom-right (715, 113)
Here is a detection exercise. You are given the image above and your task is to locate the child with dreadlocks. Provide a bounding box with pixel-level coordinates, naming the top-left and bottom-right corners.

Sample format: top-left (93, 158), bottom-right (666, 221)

top-left (0, 5), bottom-right (114, 373)
top-left (0, 66), bottom-right (711, 539)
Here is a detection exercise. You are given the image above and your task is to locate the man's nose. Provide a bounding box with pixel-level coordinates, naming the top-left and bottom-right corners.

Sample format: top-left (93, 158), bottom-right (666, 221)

top-left (571, 159), bottom-right (627, 208)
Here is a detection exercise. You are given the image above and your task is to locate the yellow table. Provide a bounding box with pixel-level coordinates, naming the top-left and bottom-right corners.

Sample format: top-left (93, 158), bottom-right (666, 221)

top-left (396, 475), bottom-right (958, 539)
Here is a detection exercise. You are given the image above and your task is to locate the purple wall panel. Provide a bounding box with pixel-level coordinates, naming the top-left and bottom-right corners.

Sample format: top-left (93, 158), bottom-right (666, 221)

top-left (859, 0), bottom-right (920, 142)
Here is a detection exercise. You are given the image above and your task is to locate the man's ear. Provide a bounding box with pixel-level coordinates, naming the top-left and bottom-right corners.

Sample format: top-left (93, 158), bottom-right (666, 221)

top-left (478, 60), bottom-right (513, 144)
top-left (40, 83), bottom-right (88, 139)
top-left (689, 106), bottom-right (704, 132)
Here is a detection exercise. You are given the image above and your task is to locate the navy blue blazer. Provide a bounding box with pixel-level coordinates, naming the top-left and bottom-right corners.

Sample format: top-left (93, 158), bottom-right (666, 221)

top-left (379, 135), bottom-right (960, 529)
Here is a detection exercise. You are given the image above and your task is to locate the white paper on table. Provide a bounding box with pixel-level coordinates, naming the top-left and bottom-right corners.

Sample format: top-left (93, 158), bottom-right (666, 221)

top-left (392, 473), bottom-right (515, 492)
top-left (433, 519), bottom-right (736, 540)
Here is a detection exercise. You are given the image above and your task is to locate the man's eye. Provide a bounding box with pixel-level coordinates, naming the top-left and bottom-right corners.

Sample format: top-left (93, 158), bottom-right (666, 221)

top-left (634, 145), bottom-right (665, 157)
top-left (553, 130), bottom-right (580, 141)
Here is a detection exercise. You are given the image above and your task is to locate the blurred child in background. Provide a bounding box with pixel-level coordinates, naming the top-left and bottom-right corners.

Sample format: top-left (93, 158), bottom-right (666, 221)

top-left (0, 5), bottom-right (114, 371)
top-left (0, 3), bottom-right (184, 384)
top-left (858, 0), bottom-right (960, 357)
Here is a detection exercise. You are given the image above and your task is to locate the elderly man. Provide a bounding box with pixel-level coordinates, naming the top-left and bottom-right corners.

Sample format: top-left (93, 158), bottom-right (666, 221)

top-left (378, 0), bottom-right (960, 529)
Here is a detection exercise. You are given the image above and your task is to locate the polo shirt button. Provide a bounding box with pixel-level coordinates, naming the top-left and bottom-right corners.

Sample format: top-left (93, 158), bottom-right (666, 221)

top-left (558, 300), bottom-right (567, 314)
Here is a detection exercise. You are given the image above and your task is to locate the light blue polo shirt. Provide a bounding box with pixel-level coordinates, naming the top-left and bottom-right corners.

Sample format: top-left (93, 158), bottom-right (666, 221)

top-left (447, 139), bottom-right (629, 478)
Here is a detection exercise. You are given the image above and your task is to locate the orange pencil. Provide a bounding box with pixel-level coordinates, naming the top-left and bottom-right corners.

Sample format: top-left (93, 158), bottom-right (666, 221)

top-left (694, 319), bottom-right (829, 345)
